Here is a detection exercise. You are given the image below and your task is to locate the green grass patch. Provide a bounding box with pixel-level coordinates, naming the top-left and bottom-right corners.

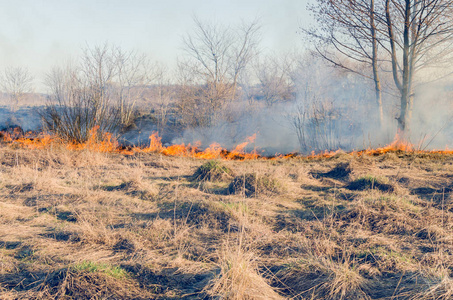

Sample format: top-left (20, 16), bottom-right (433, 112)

top-left (72, 261), bottom-right (129, 279)
top-left (220, 201), bottom-right (249, 215)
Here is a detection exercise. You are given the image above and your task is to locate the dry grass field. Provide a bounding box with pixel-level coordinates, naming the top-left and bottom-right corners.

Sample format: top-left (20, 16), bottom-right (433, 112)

top-left (1, 144), bottom-right (453, 299)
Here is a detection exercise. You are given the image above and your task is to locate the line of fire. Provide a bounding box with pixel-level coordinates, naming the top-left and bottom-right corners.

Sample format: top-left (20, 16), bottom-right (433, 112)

top-left (2, 125), bottom-right (453, 161)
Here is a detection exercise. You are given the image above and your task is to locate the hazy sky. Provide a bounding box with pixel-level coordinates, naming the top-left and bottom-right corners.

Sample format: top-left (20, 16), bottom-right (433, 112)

top-left (0, 0), bottom-right (311, 89)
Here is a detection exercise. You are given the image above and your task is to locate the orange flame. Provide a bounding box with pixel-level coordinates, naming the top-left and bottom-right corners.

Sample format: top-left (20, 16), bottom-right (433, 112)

top-left (147, 132), bottom-right (163, 152)
top-left (143, 132), bottom-right (259, 160)
top-left (0, 127), bottom-right (263, 160)
top-left (300, 132), bottom-right (416, 159)
top-left (3, 132), bottom-right (56, 149)
top-left (2, 126), bottom-right (119, 153)
top-left (3, 128), bottom-right (452, 161)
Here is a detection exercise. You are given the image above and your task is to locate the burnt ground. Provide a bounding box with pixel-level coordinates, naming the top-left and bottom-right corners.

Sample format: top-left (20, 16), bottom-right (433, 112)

top-left (1, 147), bottom-right (453, 299)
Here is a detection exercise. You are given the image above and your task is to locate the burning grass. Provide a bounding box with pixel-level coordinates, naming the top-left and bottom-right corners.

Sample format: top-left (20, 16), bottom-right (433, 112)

top-left (4, 126), bottom-right (453, 162)
top-left (1, 142), bottom-right (453, 299)
top-left (1, 128), bottom-right (262, 160)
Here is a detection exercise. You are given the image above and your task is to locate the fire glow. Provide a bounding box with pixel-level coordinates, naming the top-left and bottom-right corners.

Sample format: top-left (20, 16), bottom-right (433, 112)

top-left (0, 127), bottom-right (261, 160)
top-left (1, 127), bottom-right (451, 160)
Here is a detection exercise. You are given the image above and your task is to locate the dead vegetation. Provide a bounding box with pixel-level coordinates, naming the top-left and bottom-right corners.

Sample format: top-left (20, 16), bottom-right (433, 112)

top-left (228, 173), bottom-right (283, 197)
top-left (192, 160), bottom-right (234, 182)
top-left (1, 146), bottom-right (453, 299)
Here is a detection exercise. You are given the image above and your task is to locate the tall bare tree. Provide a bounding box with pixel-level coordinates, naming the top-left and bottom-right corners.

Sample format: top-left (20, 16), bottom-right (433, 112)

top-left (307, 0), bottom-right (453, 138)
top-left (253, 53), bottom-right (296, 106)
top-left (384, 0), bottom-right (453, 137)
top-left (151, 62), bottom-right (174, 133)
top-left (0, 66), bottom-right (34, 112)
top-left (307, 0), bottom-right (384, 125)
top-left (181, 16), bottom-right (260, 125)
top-left (112, 47), bottom-right (151, 128)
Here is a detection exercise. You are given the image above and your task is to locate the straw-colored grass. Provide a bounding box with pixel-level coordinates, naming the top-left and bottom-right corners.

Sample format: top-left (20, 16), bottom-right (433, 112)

top-left (1, 146), bottom-right (453, 298)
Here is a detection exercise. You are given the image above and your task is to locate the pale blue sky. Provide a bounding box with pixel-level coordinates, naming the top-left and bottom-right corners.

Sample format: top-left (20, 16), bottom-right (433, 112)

top-left (0, 0), bottom-right (311, 88)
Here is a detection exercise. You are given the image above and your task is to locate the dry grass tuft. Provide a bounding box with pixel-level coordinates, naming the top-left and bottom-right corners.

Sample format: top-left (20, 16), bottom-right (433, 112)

top-left (228, 173), bottom-right (283, 197)
top-left (317, 162), bottom-right (352, 180)
top-left (413, 266), bottom-right (453, 300)
top-left (280, 255), bottom-right (370, 300)
top-left (2, 145), bottom-right (453, 299)
top-left (35, 265), bottom-right (151, 299)
top-left (192, 160), bottom-right (234, 182)
top-left (102, 178), bottom-right (160, 200)
top-left (322, 258), bottom-right (370, 300)
top-left (347, 175), bottom-right (394, 192)
top-left (204, 242), bottom-right (283, 300)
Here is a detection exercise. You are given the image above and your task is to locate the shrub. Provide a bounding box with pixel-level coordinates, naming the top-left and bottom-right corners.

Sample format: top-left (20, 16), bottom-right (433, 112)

top-left (42, 44), bottom-right (149, 143)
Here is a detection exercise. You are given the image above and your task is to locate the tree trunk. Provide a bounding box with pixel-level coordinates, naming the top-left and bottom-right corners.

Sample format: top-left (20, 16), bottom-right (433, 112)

top-left (397, 0), bottom-right (412, 141)
top-left (370, 0), bottom-right (384, 126)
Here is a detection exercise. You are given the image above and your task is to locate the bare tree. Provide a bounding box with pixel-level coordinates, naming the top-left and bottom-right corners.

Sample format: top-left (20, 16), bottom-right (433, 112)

top-left (150, 62), bottom-right (175, 133)
top-left (307, 0), bottom-right (453, 139)
top-left (229, 20), bottom-right (261, 99)
top-left (384, 0), bottom-right (453, 137)
top-left (43, 63), bottom-right (120, 143)
top-left (306, 0), bottom-right (384, 125)
top-left (288, 56), bottom-right (344, 152)
top-left (253, 53), bottom-right (296, 106)
top-left (0, 66), bottom-right (34, 112)
top-left (181, 16), bottom-right (260, 126)
top-left (112, 47), bottom-right (151, 128)
top-left (43, 43), bottom-right (151, 142)
top-left (174, 58), bottom-right (211, 128)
